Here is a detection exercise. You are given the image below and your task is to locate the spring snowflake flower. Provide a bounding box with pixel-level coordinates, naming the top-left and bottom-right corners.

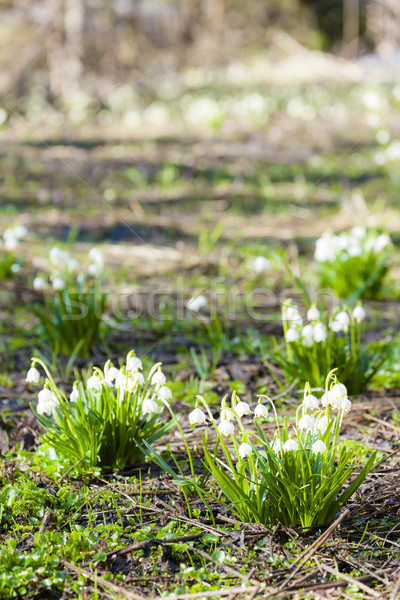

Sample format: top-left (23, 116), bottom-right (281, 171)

top-left (251, 256), bottom-right (270, 273)
top-left (67, 258), bottom-right (79, 272)
top-left (115, 371), bottom-right (127, 389)
top-left (307, 306), bottom-right (320, 321)
top-left (353, 305), bottom-right (366, 322)
top-left (88, 263), bottom-right (101, 277)
top-left (70, 388), bottom-right (79, 402)
top-left (340, 398), bottom-right (352, 412)
top-left (87, 375), bottom-right (102, 391)
top-left (157, 386), bottom-right (172, 401)
top-left (26, 367), bottom-right (40, 385)
top-left (313, 322), bottom-right (327, 343)
top-left (49, 247), bottom-right (69, 270)
top-left (235, 401), bottom-right (251, 418)
top-left (331, 311), bottom-right (350, 333)
top-left (189, 407), bottom-right (207, 425)
top-left (272, 437), bottom-right (282, 454)
top-left (312, 440), bottom-right (327, 454)
top-left (186, 295), bottom-right (208, 312)
top-left (4, 237), bottom-right (18, 251)
top-left (301, 324), bottom-right (314, 347)
top-left (298, 414), bottom-right (315, 431)
top-left (131, 372), bottom-right (145, 387)
top-left (104, 366), bottom-right (119, 386)
top-left (330, 383), bottom-right (348, 409)
top-left (315, 232), bottom-right (336, 262)
top-left (285, 306), bottom-right (303, 326)
top-left (285, 328), bottom-right (300, 343)
top-left (37, 388), bottom-right (58, 415)
top-left (283, 438), bottom-right (299, 451)
top-left (303, 394), bottom-right (319, 411)
top-left (373, 234), bottom-right (390, 253)
top-left (238, 442), bottom-right (253, 459)
top-left (142, 397), bottom-right (159, 414)
top-left (351, 226), bottom-right (366, 239)
top-left (52, 277), bottom-right (65, 291)
top-left (254, 403), bottom-right (268, 418)
top-left (152, 370), bottom-right (166, 386)
top-left (33, 276), bottom-right (46, 291)
top-left (316, 415), bottom-right (328, 433)
top-left (218, 420), bottom-right (235, 436)
top-left (128, 356), bottom-right (142, 371)
top-left (321, 392), bottom-right (331, 407)
top-left (89, 247), bottom-right (103, 266)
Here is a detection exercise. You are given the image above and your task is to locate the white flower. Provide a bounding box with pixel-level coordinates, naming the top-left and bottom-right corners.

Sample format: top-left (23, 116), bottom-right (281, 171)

top-left (315, 233), bottom-right (336, 262)
top-left (254, 403), bottom-right (268, 418)
top-left (126, 377), bottom-right (138, 393)
top-left (351, 226), bottom-right (366, 239)
top-left (67, 258), bottom-right (79, 272)
top-left (235, 401), bottom-right (251, 418)
top-left (189, 407), bottom-right (207, 425)
top-left (353, 305), bottom-right (366, 322)
top-left (312, 440), bottom-right (327, 454)
top-left (142, 397), bottom-right (159, 414)
top-left (331, 311), bottom-right (350, 333)
top-left (251, 256), bottom-right (270, 273)
top-left (4, 237), bottom-right (18, 251)
top-left (321, 392), bottom-right (331, 407)
top-left (186, 295), bottom-right (208, 312)
top-left (298, 414), bottom-right (315, 431)
top-left (307, 306), bottom-right (320, 321)
top-left (33, 276), bottom-right (46, 291)
top-left (285, 306), bottom-right (303, 326)
top-left (283, 438), bottom-right (299, 451)
top-left (329, 383), bottom-right (348, 409)
top-left (104, 366), bottom-right (119, 386)
top-left (285, 328), bottom-right (299, 343)
top-left (303, 394), bottom-right (319, 411)
top-left (52, 278), bottom-right (65, 291)
top-left (89, 247), bottom-right (103, 266)
top-left (218, 420), bottom-right (235, 436)
top-left (340, 397), bottom-right (352, 412)
top-left (312, 322), bottom-right (327, 343)
top-left (26, 367), bottom-right (40, 385)
top-left (316, 415), bottom-right (328, 433)
top-left (115, 371), bottom-right (127, 389)
top-left (271, 438), bottom-right (282, 454)
top-left (151, 371), bottom-right (166, 386)
top-left (70, 388), bottom-right (79, 402)
top-left (87, 375), bottom-right (102, 391)
top-left (238, 442), bottom-right (252, 459)
top-left (131, 372), bottom-right (145, 387)
top-left (11, 263), bottom-right (21, 274)
top-left (301, 324), bottom-right (314, 347)
top-left (37, 388), bottom-right (58, 415)
top-left (373, 234), bottom-right (390, 253)
top-left (49, 247), bottom-right (69, 269)
top-left (12, 225), bottom-right (27, 239)
top-left (127, 356), bottom-right (142, 371)
top-left (87, 264), bottom-right (100, 277)
top-left (157, 386), bottom-right (172, 401)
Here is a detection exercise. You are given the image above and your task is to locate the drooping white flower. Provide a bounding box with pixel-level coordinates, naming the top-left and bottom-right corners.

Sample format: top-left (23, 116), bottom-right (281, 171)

top-left (316, 415), bottom-right (328, 433)
top-left (70, 388), bottom-right (79, 402)
top-left (12, 225), bottom-right (28, 239)
top-left (33, 276), bottom-right (46, 291)
top-left (218, 420), bottom-right (234, 436)
top-left (283, 438), bottom-right (299, 451)
top-left (373, 234), bottom-right (390, 253)
top-left (321, 392), bottom-right (331, 407)
top-left (151, 370), bottom-right (166, 386)
top-left (340, 397), bottom-right (352, 412)
top-left (49, 247), bottom-right (69, 269)
top-left (353, 306), bottom-right (366, 322)
top-left (271, 437), bottom-right (282, 454)
top-left (254, 403), bottom-right (268, 419)
top-left (115, 371), bottom-right (126, 389)
top-left (348, 243), bottom-right (362, 257)
top-left (37, 388), bottom-right (58, 415)
top-left (313, 322), bottom-right (327, 343)
top-left (298, 414), bottom-right (315, 431)
top-left (87, 375), bottom-right (102, 391)
top-left (88, 263), bottom-right (101, 277)
top-left (189, 407), bottom-right (207, 425)
top-left (89, 247), bottom-right (103, 266)
top-left (221, 407), bottom-right (235, 421)
top-left (4, 237), bottom-right (18, 251)
top-left (285, 328), bottom-right (300, 343)
top-left (26, 367), bottom-right (40, 385)
top-left (329, 383), bottom-right (348, 410)
top-left (238, 442), bottom-right (252, 459)
top-left (331, 311), bottom-right (350, 333)
top-left (235, 401), bottom-right (251, 418)
top-left (315, 233), bottom-right (336, 262)
top-left (303, 394), bottom-right (319, 411)
top-left (131, 372), bottom-right (145, 387)
top-left (312, 440), bottom-right (327, 454)
top-left (186, 295), bottom-right (208, 312)
top-left (127, 356), bottom-right (142, 371)
top-left (52, 278), bottom-right (65, 291)
top-left (307, 306), bottom-right (320, 321)
top-left (157, 386), bottom-right (172, 401)
top-left (285, 306), bottom-right (303, 326)
top-left (251, 256), bottom-right (270, 273)
top-left (67, 258), bottom-right (79, 272)
top-left (351, 226), bottom-right (366, 239)
top-left (301, 324), bottom-right (314, 347)
top-left (142, 397), bottom-right (159, 414)
top-left (104, 366), bottom-right (119, 386)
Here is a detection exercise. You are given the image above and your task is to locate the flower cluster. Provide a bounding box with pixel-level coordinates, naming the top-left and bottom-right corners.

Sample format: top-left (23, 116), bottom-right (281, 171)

top-left (315, 228), bottom-right (391, 263)
top-left (283, 301), bottom-right (365, 347)
top-left (33, 246), bottom-right (104, 292)
top-left (0, 224), bottom-right (27, 277)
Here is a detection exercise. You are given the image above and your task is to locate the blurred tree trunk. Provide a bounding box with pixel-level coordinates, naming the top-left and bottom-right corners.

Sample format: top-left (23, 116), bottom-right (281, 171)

top-left (342, 0), bottom-right (359, 59)
top-left (367, 0), bottom-right (400, 57)
top-left (205, 0), bottom-right (225, 40)
top-left (47, 0), bottom-right (85, 103)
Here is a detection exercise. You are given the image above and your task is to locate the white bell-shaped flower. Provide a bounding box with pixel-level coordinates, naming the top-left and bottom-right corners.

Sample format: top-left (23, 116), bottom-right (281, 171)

top-left (52, 278), bottom-right (65, 291)
top-left (298, 414), bottom-right (315, 431)
top-left (26, 367), bottom-right (40, 385)
top-left (285, 305), bottom-right (303, 327)
top-left (157, 386), bottom-right (172, 401)
top-left (128, 356), bottom-right (142, 371)
top-left (353, 306), bottom-right (366, 322)
top-left (331, 312), bottom-right (350, 333)
top-left (303, 394), bottom-right (319, 411)
top-left (142, 397), bottom-right (159, 414)
top-left (131, 372), bottom-right (145, 387)
top-left (351, 226), bottom-right (366, 239)
top-left (329, 383), bottom-right (348, 410)
top-left (307, 306), bottom-right (320, 321)
top-left (285, 328), bottom-right (300, 343)
top-left (238, 442), bottom-right (252, 459)
top-left (373, 234), bottom-right (390, 253)
top-left (87, 375), bottom-right (102, 391)
top-left (313, 322), bottom-right (327, 343)
top-left (235, 401), bottom-right (251, 418)
top-left (316, 415), bottom-right (328, 433)
top-left (33, 276), bottom-right (46, 291)
top-left (321, 392), bottom-right (331, 407)
top-left (271, 438), bottom-right (282, 454)
top-left (70, 388), bottom-right (79, 403)
top-left (254, 403), bottom-right (268, 419)
top-left (37, 388), bottom-right (58, 415)
top-left (218, 420), bottom-right (235, 436)
top-left (283, 438), bottom-right (299, 451)
top-left (312, 440), bottom-right (327, 454)
top-left (4, 237), bottom-right (18, 251)
top-left (340, 397), bottom-right (352, 412)
top-left (189, 407), bottom-right (207, 425)
top-left (186, 295), bottom-right (208, 312)
top-left (152, 370), bottom-right (166, 386)
top-left (221, 407), bottom-right (235, 421)
top-left (301, 324), bottom-right (314, 347)
top-left (104, 366), bottom-right (119, 386)
top-left (251, 256), bottom-right (270, 273)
